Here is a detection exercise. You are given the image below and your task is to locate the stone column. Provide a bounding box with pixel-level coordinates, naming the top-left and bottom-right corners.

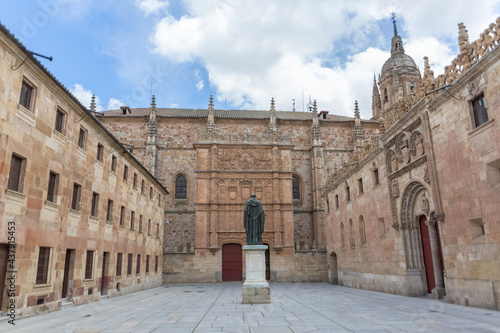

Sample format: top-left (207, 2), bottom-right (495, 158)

top-left (242, 245), bottom-right (270, 304)
top-left (427, 218), bottom-right (445, 299)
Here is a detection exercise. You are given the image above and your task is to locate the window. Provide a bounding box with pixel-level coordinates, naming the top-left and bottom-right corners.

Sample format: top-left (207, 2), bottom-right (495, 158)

top-left (139, 215), bottom-right (143, 233)
top-left (150, 186), bottom-right (153, 199)
top-left (155, 255), bottom-right (158, 272)
top-left (472, 93), bottom-right (488, 127)
top-left (383, 88), bottom-right (388, 103)
top-left (136, 254), bottom-right (141, 274)
top-left (91, 192), bottom-right (99, 217)
top-left (111, 155), bottom-right (117, 172)
top-left (358, 178), bottom-right (364, 194)
top-left (8, 154), bottom-right (26, 192)
top-left (47, 171), bottom-right (59, 203)
top-left (120, 206), bottom-right (125, 226)
top-left (148, 219), bottom-right (151, 236)
top-left (19, 79), bottom-right (35, 111)
top-left (141, 179), bottom-right (145, 194)
top-left (346, 185), bottom-right (351, 202)
top-left (71, 183), bottom-right (82, 211)
top-left (335, 194), bottom-right (339, 209)
top-left (97, 143), bottom-right (104, 162)
top-left (55, 108), bottom-right (67, 134)
top-left (85, 250), bottom-right (94, 279)
top-left (470, 217), bottom-right (486, 239)
top-left (133, 173), bottom-right (138, 188)
top-left (349, 220), bottom-right (355, 248)
top-left (106, 199), bottom-right (114, 222)
top-left (156, 223), bottom-right (160, 238)
top-left (359, 216), bottom-right (366, 245)
top-left (78, 127), bottom-right (87, 150)
top-left (292, 176), bottom-right (300, 200)
top-left (130, 211), bottom-right (135, 230)
top-left (373, 168), bottom-right (380, 186)
top-left (116, 253), bottom-right (122, 276)
top-left (127, 253), bottom-right (133, 275)
top-left (146, 255), bottom-right (150, 273)
top-left (158, 194), bottom-right (161, 206)
top-left (123, 165), bottom-right (129, 181)
top-left (378, 217), bottom-right (386, 239)
top-left (175, 175), bottom-right (187, 199)
top-left (36, 247), bottom-right (50, 284)
top-left (340, 223), bottom-right (345, 248)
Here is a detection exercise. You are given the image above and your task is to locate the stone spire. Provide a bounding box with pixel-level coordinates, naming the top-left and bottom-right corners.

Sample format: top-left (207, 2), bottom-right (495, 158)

top-left (371, 74), bottom-right (381, 117)
top-left (147, 95), bottom-right (158, 176)
top-left (354, 101), bottom-right (364, 150)
top-left (311, 100), bottom-right (322, 145)
top-left (90, 94), bottom-right (96, 112)
top-left (458, 22), bottom-right (472, 71)
top-left (268, 98), bottom-right (277, 133)
top-left (207, 95), bottom-right (216, 135)
top-left (390, 13), bottom-right (405, 55)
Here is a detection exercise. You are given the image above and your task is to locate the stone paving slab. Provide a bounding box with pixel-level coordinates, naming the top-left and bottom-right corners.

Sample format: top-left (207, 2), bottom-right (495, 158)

top-left (2, 283), bottom-right (500, 332)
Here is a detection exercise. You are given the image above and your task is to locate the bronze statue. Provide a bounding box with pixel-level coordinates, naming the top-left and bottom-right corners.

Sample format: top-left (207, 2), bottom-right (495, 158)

top-left (244, 194), bottom-right (265, 245)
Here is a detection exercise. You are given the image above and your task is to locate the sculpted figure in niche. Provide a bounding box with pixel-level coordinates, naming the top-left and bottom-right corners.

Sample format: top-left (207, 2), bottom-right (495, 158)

top-left (391, 178), bottom-right (400, 198)
top-left (391, 153), bottom-right (398, 172)
top-left (244, 194), bottom-right (266, 245)
top-left (415, 134), bottom-right (424, 157)
top-left (421, 192), bottom-right (429, 214)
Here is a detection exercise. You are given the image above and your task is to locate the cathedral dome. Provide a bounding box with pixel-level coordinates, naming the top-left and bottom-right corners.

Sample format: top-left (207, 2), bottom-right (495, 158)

top-left (381, 53), bottom-right (419, 75)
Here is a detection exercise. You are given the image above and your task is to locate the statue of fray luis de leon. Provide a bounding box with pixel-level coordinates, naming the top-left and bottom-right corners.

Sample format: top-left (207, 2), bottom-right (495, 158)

top-left (244, 194), bottom-right (266, 245)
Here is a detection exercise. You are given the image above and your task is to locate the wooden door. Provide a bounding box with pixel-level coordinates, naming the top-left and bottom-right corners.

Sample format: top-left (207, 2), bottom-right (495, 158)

top-left (101, 252), bottom-right (109, 296)
top-left (222, 244), bottom-right (242, 281)
top-left (420, 216), bottom-right (435, 293)
top-left (0, 244), bottom-right (8, 311)
top-left (62, 249), bottom-right (75, 299)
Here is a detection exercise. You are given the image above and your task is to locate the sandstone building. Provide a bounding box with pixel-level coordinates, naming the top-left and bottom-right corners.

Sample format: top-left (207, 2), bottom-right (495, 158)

top-left (0, 25), bottom-right (168, 318)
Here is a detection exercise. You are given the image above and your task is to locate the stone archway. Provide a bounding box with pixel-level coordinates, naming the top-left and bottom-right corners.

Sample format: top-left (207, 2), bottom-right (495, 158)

top-left (328, 251), bottom-right (338, 285)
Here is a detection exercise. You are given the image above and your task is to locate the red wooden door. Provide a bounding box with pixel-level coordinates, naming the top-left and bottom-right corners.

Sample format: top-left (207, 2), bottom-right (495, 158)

top-left (222, 244), bottom-right (242, 281)
top-left (420, 215), bottom-right (435, 293)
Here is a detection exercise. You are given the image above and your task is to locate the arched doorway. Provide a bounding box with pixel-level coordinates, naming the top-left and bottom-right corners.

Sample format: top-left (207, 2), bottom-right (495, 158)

top-left (329, 252), bottom-right (338, 284)
top-left (222, 244), bottom-right (242, 281)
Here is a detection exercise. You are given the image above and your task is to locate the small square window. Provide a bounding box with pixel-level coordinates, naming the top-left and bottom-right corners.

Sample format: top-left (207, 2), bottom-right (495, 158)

top-left (55, 108), bottom-right (67, 134)
top-left (20, 79), bottom-right (35, 111)
top-left (47, 171), bottom-right (59, 203)
top-left (111, 155), bottom-right (117, 172)
top-left (78, 127), bottom-right (87, 150)
top-left (97, 143), bottom-right (104, 162)
top-left (91, 192), bottom-right (99, 217)
top-left (71, 183), bottom-right (82, 211)
top-left (8, 154), bottom-right (26, 193)
top-left (472, 93), bottom-right (488, 127)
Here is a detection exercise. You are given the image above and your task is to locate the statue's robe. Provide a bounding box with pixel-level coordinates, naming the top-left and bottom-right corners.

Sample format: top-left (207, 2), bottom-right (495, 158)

top-left (244, 197), bottom-right (265, 245)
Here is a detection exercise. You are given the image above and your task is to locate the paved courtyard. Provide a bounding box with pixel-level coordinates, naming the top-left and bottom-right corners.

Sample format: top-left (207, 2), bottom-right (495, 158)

top-left (2, 283), bottom-right (500, 333)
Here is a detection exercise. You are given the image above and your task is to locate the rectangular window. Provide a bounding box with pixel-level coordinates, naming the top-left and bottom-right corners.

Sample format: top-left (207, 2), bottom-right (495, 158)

top-left (155, 255), bottom-right (158, 272)
top-left (97, 143), bottom-right (104, 162)
top-left (107, 199), bottom-right (114, 222)
top-left (373, 168), bottom-right (380, 186)
top-left (358, 178), bottom-right (364, 194)
top-left (116, 253), bottom-right (122, 276)
top-left (36, 247), bottom-right (50, 285)
top-left (47, 171), bottom-right (59, 203)
top-left (335, 194), bottom-right (339, 209)
top-left (146, 255), bottom-right (150, 273)
top-left (55, 108), bottom-right (66, 134)
top-left (158, 194), bottom-right (161, 206)
top-left (71, 183), bottom-right (82, 211)
top-left (123, 165), bottom-right (128, 181)
top-left (8, 154), bottom-right (26, 192)
top-left (78, 127), bottom-right (87, 150)
top-left (91, 192), bottom-right (99, 217)
top-left (156, 223), bottom-right (160, 239)
top-left (130, 211), bottom-right (135, 230)
top-left (127, 253), bottom-right (133, 275)
top-left (120, 206), bottom-right (125, 226)
top-left (19, 79), bottom-right (34, 110)
top-left (346, 186), bottom-right (351, 202)
top-left (139, 215), bottom-right (143, 233)
top-left (148, 219), bottom-right (151, 236)
top-left (133, 173), bottom-right (137, 188)
top-left (136, 254), bottom-right (141, 274)
top-left (141, 180), bottom-right (145, 194)
top-left (111, 155), bottom-right (117, 172)
top-left (472, 93), bottom-right (488, 127)
top-left (85, 250), bottom-right (94, 279)
top-left (150, 186), bottom-right (153, 199)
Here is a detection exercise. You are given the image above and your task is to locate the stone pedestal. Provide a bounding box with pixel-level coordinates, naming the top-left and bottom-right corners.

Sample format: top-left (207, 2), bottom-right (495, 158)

top-left (242, 245), bottom-right (270, 304)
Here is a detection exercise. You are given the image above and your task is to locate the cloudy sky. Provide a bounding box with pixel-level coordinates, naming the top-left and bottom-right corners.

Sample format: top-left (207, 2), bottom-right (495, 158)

top-left (1, 0), bottom-right (500, 119)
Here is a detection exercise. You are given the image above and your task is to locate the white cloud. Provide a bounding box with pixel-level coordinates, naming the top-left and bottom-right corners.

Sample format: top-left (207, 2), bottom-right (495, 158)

top-left (148, 0), bottom-right (500, 118)
top-left (69, 84), bottom-right (104, 111)
top-left (107, 98), bottom-right (125, 110)
top-left (135, 0), bottom-right (169, 16)
top-left (196, 80), bottom-right (204, 91)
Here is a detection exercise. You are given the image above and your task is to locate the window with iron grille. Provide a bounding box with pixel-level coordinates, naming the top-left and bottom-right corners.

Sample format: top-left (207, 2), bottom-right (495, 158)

top-left (146, 255), bottom-right (150, 273)
top-left (155, 255), bottom-right (158, 272)
top-left (116, 253), bottom-right (122, 276)
top-left (175, 175), bottom-right (187, 199)
top-left (85, 250), bottom-right (94, 279)
top-left (91, 192), bottom-right (99, 217)
top-left (292, 176), bottom-right (300, 200)
top-left (127, 253), bottom-right (133, 275)
top-left (107, 199), bottom-right (113, 222)
top-left (36, 247), bottom-right (50, 284)
top-left (136, 254), bottom-right (141, 274)
top-left (47, 171), bottom-right (59, 203)
top-left (472, 93), bottom-right (488, 127)
top-left (8, 154), bottom-right (26, 192)
top-left (120, 206), bottom-right (125, 226)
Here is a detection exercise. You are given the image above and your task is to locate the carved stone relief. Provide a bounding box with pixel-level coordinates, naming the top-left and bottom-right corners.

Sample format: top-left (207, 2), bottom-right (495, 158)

top-left (391, 178), bottom-right (400, 198)
top-left (217, 148), bottom-right (274, 171)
